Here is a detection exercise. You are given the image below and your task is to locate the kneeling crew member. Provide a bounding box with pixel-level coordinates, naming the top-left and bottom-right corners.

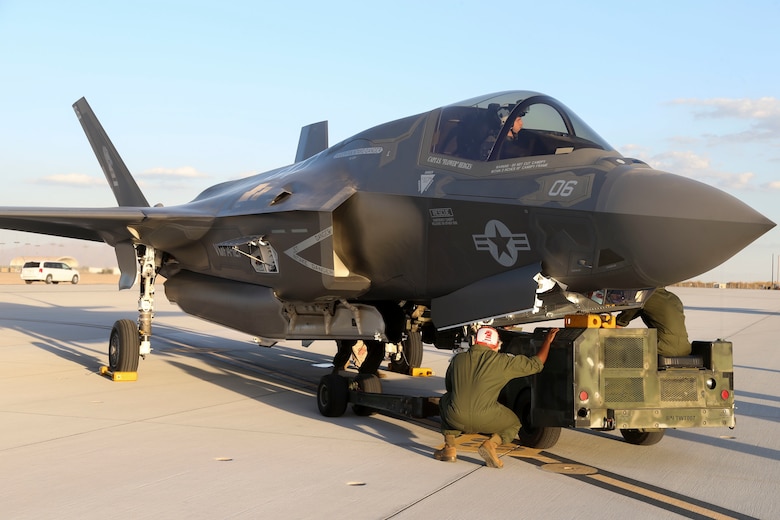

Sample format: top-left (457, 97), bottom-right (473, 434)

top-left (616, 287), bottom-right (691, 357)
top-left (435, 326), bottom-right (558, 468)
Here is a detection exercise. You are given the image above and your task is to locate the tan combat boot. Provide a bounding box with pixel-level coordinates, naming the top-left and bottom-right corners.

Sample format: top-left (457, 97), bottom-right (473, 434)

top-left (478, 434), bottom-right (504, 468)
top-left (433, 434), bottom-right (457, 462)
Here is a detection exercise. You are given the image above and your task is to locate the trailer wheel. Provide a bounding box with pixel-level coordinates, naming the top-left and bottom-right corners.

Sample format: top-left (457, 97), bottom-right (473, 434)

top-left (513, 389), bottom-right (561, 449)
top-left (317, 374), bottom-right (349, 417)
top-left (620, 428), bottom-right (665, 445)
top-left (352, 374), bottom-right (382, 416)
top-left (388, 330), bottom-right (424, 375)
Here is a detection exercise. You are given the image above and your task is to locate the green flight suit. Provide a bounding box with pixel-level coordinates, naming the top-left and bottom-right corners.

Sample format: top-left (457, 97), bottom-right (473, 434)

top-left (439, 345), bottom-right (544, 445)
top-left (616, 287), bottom-right (691, 356)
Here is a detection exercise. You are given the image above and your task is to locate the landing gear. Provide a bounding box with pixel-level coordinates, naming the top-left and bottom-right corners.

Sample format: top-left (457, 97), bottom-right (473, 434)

top-left (104, 244), bottom-right (157, 377)
top-left (388, 305), bottom-right (428, 375)
top-left (388, 330), bottom-right (424, 375)
top-left (108, 319), bottom-right (140, 372)
top-left (136, 245), bottom-right (156, 360)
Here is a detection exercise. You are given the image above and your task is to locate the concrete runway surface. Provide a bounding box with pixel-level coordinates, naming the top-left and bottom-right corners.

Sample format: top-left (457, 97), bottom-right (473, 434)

top-left (0, 284), bottom-right (777, 519)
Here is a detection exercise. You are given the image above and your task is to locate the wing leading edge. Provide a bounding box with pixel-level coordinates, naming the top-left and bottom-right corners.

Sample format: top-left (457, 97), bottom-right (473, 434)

top-left (0, 207), bottom-right (215, 246)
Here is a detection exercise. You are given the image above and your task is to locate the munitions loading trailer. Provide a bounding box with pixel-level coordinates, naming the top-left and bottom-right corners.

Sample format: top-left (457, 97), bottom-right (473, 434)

top-left (316, 316), bottom-right (736, 448)
top-left (500, 316), bottom-right (735, 447)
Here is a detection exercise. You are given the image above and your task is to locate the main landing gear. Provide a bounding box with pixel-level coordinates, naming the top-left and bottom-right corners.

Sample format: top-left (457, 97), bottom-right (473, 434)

top-left (387, 329), bottom-right (424, 375)
top-left (103, 245), bottom-right (157, 380)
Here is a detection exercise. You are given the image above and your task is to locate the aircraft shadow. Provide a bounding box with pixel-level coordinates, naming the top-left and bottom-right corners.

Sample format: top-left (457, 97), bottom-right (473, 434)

top-left (166, 357), bottom-right (436, 459)
top-left (0, 301), bottom-right (437, 460)
top-left (737, 389), bottom-right (780, 403)
top-left (569, 426), bottom-right (780, 464)
top-left (0, 300), bottom-right (191, 369)
top-left (664, 428), bottom-right (780, 462)
top-left (735, 364), bottom-right (780, 375)
top-left (17, 299), bottom-right (777, 464)
top-left (157, 339), bottom-right (437, 460)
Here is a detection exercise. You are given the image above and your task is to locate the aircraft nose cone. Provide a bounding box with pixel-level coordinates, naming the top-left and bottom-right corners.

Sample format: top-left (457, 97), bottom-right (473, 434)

top-left (599, 168), bottom-right (775, 286)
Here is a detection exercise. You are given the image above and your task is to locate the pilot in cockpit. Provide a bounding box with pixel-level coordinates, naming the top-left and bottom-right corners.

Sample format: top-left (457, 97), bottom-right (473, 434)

top-left (499, 112), bottom-right (537, 159)
top-left (479, 107), bottom-right (511, 160)
top-left (505, 114), bottom-right (524, 140)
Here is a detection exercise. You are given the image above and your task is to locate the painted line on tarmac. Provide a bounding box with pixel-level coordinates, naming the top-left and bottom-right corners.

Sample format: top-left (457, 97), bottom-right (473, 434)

top-left (435, 434), bottom-right (755, 519)
top-left (529, 452), bottom-right (757, 520)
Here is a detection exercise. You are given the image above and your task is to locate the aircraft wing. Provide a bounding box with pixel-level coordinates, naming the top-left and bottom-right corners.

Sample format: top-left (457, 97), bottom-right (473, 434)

top-left (0, 207), bottom-right (145, 243)
top-left (0, 205), bottom-right (216, 289)
top-left (0, 206), bottom-right (215, 246)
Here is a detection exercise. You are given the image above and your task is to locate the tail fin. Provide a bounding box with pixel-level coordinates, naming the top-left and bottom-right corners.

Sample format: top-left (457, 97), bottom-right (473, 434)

top-left (72, 98), bottom-right (149, 207)
top-left (294, 121), bottom-right (328, 163)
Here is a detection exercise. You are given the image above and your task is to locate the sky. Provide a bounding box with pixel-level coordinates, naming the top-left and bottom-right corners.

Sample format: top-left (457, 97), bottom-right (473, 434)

top-left (0, 0), bottom-right (779, 282)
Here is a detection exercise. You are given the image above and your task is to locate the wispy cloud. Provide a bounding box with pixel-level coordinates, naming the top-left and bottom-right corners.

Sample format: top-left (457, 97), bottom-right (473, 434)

top-left (624, 97), bottom-right (780, 191)
top-left (649, 150), bottom-right (711, 172)
top-left (644, 150), bottom-right (761, 190)
top-left (138, 166), bottom-right (208, 179)
top-left (672, 97), bottom-right (780, 120)
top-left (669, 97), bottom-right (780, 143)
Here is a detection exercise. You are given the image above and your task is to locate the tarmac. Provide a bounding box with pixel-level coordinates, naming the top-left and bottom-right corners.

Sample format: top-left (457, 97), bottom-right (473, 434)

top-left (0, 281), bottom-right (778, 519)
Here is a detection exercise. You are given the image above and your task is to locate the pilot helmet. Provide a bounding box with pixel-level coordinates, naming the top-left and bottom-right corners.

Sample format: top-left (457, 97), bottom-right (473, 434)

top-left (496, 107), bottom-right (511, 126)
top-left (474, 326), bottom-right (500, 349)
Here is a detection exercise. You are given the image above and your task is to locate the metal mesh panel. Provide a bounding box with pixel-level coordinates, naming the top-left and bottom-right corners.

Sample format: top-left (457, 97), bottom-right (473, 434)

top-left (603, 336), bottom-right (645, 369)
top-left (661, 377), bottom-right (698, 402)
top-left (605, 377), bottom-right (644, 403)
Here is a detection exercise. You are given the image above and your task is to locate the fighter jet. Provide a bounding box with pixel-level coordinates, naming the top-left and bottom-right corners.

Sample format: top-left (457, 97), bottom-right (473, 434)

top-left (0, 91), bottom-right (773, 373)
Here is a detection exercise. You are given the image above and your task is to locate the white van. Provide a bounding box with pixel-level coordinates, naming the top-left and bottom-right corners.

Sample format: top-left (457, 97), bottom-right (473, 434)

top-left (20, 261), bottom-right (79, 284)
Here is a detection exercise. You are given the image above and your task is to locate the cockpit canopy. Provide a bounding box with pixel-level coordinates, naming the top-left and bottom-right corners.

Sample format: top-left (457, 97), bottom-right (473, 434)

top-left (430, 91), bottom-right (614, 161)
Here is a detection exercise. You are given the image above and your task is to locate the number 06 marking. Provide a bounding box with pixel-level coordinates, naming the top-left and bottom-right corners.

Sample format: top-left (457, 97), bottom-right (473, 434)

top-left (549, 179), bottom-right (578, 197)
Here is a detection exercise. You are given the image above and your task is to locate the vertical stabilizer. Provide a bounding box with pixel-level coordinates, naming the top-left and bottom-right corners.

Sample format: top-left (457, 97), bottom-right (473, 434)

top-left (72, 98), bottom-right (149, 207)
top-left (295, 121), bottom-right (328, 163)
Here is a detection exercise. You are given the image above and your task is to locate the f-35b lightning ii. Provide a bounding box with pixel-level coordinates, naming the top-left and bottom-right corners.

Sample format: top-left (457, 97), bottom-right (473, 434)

top-left (0, 91), bottom-right (773, 375)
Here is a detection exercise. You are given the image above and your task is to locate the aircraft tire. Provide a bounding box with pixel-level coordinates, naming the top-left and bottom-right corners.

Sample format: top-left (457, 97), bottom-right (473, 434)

top-left (620, 428), bottom-right (665, 445)
top-left (317, 374), bottom-right (349, 417)
top-left (388, 330), bottom-right (424, 375)
top-left (108, 319), bottom-right (140, 372)
top-left (513, 389), bottom-right (561, 449)
top-left (352, 374), bottom-right (382, 416)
